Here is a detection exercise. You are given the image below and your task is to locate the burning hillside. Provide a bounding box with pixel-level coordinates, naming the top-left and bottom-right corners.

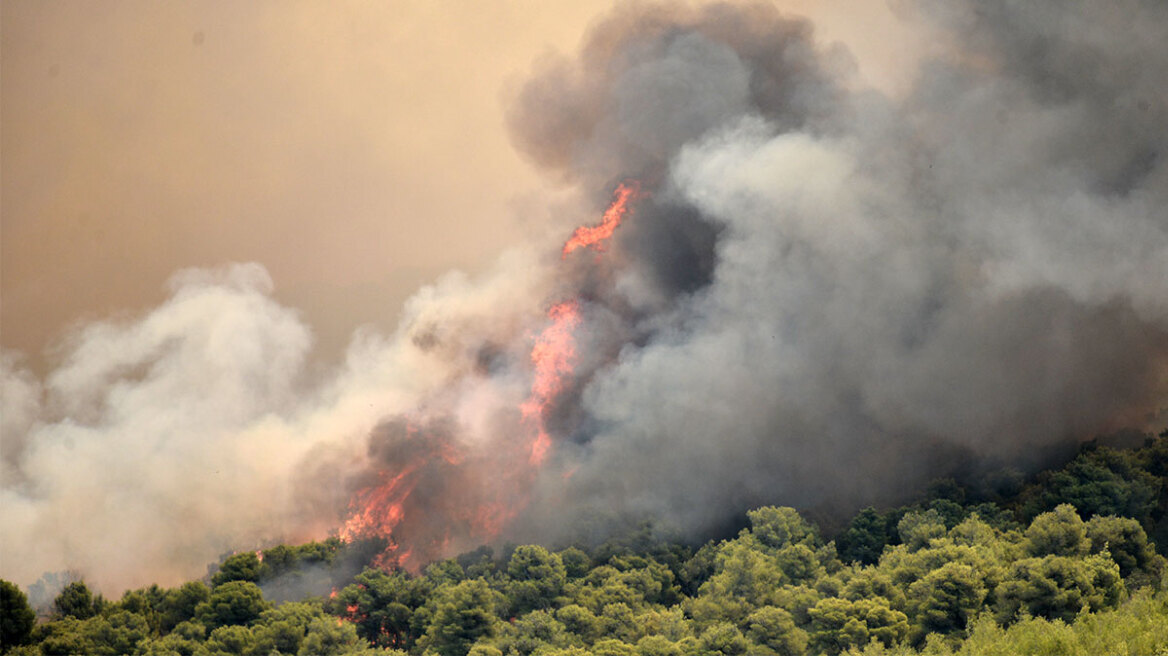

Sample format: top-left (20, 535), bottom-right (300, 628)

top-left (335, 185), bottom-right (645, 568)
top-left (3, 0), bottom-right (1167, 594)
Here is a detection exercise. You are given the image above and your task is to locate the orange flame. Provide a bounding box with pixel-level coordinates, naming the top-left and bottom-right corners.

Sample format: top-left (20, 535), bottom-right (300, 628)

top-left (337, 179), bottom-right (643, 572)
top-left (521, 301), bottom-right (581, 464)
top-left (562, 181), bottom-right (641, 258)
top-left (339, 464), bottom-right (419, 543)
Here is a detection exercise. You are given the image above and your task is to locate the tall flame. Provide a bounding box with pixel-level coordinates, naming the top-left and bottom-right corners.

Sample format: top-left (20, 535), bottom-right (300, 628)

top-left (521, 301), bottom-right (581, 465)
top-left (338, 465), bottom-right (418, 543)
top-left (338, 180), bottom-right (642, 569)
top-left (562, 181), bottom-right (641, 258)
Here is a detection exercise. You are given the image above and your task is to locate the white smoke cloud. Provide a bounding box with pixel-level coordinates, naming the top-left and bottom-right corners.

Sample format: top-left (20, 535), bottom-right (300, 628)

top-left (0, 253), bottom-right (561, 593)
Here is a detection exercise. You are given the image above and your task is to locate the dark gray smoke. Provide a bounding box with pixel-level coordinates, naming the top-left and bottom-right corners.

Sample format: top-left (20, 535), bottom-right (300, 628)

top-left (503, 0), bottom-right (1168, 542)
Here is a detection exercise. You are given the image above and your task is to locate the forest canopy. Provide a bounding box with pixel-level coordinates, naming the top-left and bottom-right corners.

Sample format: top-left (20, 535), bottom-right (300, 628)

top-left (3, 434), bottom-right (1166, 656)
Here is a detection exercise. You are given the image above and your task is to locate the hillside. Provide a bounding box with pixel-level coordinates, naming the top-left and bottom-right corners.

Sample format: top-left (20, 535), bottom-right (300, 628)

top-left (3, 433), bottom-right (1166, 656)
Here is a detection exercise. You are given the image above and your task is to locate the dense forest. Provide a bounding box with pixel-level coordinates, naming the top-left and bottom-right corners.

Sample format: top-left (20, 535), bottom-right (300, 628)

top-left (3, 433), bottom-right (1167, 656)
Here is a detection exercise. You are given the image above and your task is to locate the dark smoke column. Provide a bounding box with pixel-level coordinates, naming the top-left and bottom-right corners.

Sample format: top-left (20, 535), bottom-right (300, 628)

top-left (501, 0), bottom-right (1168, 545)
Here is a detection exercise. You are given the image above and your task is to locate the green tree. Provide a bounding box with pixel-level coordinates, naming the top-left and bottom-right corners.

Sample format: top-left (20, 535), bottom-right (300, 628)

top-left (330, 567), bottom-right (430, 649)
top-left (559, 547), bottom-right (592, 579)
top-left (141, 620), bottom-right (204, 656)
top-left (898, 510), bottom-right (947, 552)
top-left (211, 552), bottom-right (265, 587)
top-left (490, 609), bottom-right (574, 655)
top-left (195, 581), bottom-right (271, 630)
top-left (835, 507), bottom-right (900, 565)
top-left (744, 606), bottom-right (808, 656)
top-left (1020, 447), bottom-right (1161, 523)
top-left (748, 507), bottom-right (820, 551)
top-left (52, 581), bottom-right (99, 619)
top-left (298, 617), bottom-right (366, 656)
top-left (251, 601), bottom-right (323, 655)
top-left (159, 581), bottom-right (211, 632)
top-left (419, 579), bottom-right (501, 656)
top-left (689, 543), bottom-right (785, 624)
top-left (1085, 514), bottom-right (1160, 579)
top-left (907, 562), bottom-right (987, 635)
top-left (85, 610), bottom-right (151, 656)
top-left (37, 618), bottom-right (93, 656)
top-left (1, 580), bottom-right (36, 652)
top-left (505, 545), bottom-right (568, 615)
top-left (808, 597), bottom-right (908, 654)
top-left (592, 637), bottom-right (638, 656)
top-left (556, 604), bottom-right (601, 642)
top-left (203, 624), bottom-right (255, 656)
top-left (995, 553), bottom-right (1124, 623)
top-left (692, 622), bottom-right (749, 656)
top-left (1026, 504), bottom-right (1090, 557)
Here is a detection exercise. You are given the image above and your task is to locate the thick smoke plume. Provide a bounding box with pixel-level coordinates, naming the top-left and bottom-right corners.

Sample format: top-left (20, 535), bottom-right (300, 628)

top-left (3, 0), bottom-right (1168, 594)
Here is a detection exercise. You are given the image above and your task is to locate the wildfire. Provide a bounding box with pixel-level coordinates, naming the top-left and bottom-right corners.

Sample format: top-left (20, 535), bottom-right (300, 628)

top-left (337, 179), bottom-right (642, 570)
top-left (562, 180), bottom-right (641, 258)
top-left (338, 464), bottom-right (419, 543)
top-left (521, 301), bottom-right (582, 464)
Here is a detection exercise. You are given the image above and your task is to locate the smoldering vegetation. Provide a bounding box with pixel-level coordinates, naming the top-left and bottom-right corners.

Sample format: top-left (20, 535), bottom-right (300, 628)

top-left (2, 0), bottom-right (1166, 595)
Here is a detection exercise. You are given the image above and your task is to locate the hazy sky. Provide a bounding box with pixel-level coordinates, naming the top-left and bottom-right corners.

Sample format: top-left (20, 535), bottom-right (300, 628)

top-left (2, 1), bottom-right (920, 372)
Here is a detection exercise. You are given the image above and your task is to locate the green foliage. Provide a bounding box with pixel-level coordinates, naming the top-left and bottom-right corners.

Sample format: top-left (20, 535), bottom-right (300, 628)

top-left (898, 510), bottom-right (948, 552)
top-left (747, 507), bottom-right (820, 550)
top-left (418, 579), bottom-right (501, 656)
top-left (250, 601), bottom-right (322, 655)
top-left (995, 553), bottom-right (1124, 623)
top-left (559, 547), bottom-right (592, 579)
top-left (836, 508), bottom-right (902, 566)
top-left (744, 606), bottom-right (808, 656)
top-left (195, 581), bottom-right (271, 630)
top-left (693, 621), bottom-right (750, 656)
top-left (809, 597), bottom-right (909, 654)
top-left (159, 581), bottom-right (211, 632)
top-left (330, 567), bottom-right (431, 649)
top-left (298, 617), bottom-right (364, 655)
top-left (15, 437), bottom-right (1168, 656)
top-left (212, 552), bottom-right (265, 587)
top-left (114, 585), bottom-right (165, 633)
top-left (262, 538), bottom-right (343, 579)
top-left (52, 580), bottom-right (101, 619)
top-left (906, 562), bottom-right (986, 636)
top-left (1, 580), bottom-right (36, 652)
top-left (1019, 445), bottom-right (1162, 524)
top-left (203, 624), bottom-right (256, 655)
top-left (505, 545), bottom-right (567, 615)
top-left (1085, 514), bottom-right (1161, 580)
top-left (34, 611), bottom-right (150, 656)
top-left (1025, 504), bottom-right (1091, 557)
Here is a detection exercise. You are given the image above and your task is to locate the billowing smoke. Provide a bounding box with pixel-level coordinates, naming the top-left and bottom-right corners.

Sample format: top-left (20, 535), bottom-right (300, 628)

top-left (3, 0), bottom-right (1167, 594)
top-left (508, 0), bottom-right (1168, 540)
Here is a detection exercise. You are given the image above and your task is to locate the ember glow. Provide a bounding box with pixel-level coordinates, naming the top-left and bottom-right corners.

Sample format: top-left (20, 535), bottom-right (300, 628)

top-left (562, 181), bottom-right (641, 258)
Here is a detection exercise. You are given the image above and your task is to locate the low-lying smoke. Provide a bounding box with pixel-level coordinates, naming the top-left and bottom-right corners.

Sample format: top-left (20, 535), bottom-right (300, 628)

top-left (3, 0), bottom-right (1166, 594)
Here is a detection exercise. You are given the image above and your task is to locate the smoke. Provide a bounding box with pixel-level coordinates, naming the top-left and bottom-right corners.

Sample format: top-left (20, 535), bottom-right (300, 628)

top-left (4, 0), bottom-right (1168, 593)
top-left (508, 0), bottom-right (1168, 539)
top-left (0, 255), bottom-right (559, 592)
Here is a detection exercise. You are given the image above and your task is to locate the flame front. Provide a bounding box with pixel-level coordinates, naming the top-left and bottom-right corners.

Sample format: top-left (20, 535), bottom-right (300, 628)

top-left (562, 181), bottom-right (641, 258)
top-left (339, 180), bottom-right (642, 569)
top-left (338, 465), bottom-right (418, 543)
top-left (521, 301), bottom-right (582, 465)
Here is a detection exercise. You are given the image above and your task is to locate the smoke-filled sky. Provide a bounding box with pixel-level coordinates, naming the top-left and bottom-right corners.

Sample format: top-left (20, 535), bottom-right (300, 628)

top-left (1, 0), bottom-right (917, 372)
top-left (4, 0), bottom-right (1167, 596)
